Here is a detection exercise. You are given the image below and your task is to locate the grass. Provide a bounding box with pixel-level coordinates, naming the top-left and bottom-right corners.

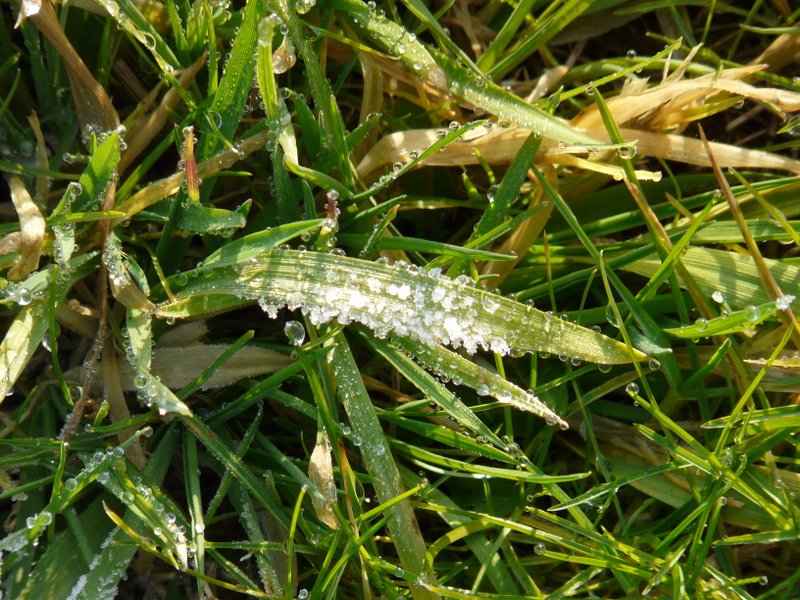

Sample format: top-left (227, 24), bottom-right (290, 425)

top-left (2, 0), bottom-right (800, 598)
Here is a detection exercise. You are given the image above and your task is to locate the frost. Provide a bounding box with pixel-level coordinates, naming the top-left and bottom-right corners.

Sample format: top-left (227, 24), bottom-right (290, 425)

top-left (242, 250), bottom-right (552, 358)
top-left (154, 248), bottom-right (625, 374)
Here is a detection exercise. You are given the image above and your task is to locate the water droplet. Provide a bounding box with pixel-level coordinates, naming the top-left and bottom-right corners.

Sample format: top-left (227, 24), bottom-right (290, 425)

top-left (534, 543), bottom-right (546, 555)
top-left (284, 320), bottom-right (305, 345)
top-left (598, 363), bottom-right (612, 373)
top-left (296, 0), bottom-right (315, 14)
top-left (173, 272), bottom-right (188, 287)
top-left (16, 287), bottom-right (32, 306)
top-left (297, 590), bottom-right (309, 600)
top-left (776, 294), bottom-right (795, 310)
top-left (448, 121), bottom-right (460, 131)
top-left (486, 184), bottom-right (498, 203)
top-left (625, 382), bottom-right (639, 395)
top-left (626, 49), bottom-right (637, 59)
top-left (617, 146), bottom-right (636, 159)
top-left (648, 358), bottom-right (661, 371)
top-left (744, 305), bottom-right (759, 322)
top-left (694, 317), bottom-right (708, 331)
top-left (712, 290), bottom-right (725, 304)
top-left (605, 305), bottom-right (619, 328)
top-left (133, 374), bottom-right (148, 390)
top-left (272, 38), bottom-right (297, 74)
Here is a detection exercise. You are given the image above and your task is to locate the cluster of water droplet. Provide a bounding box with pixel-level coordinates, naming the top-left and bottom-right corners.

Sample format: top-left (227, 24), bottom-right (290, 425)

top-left (257, 13), bottom-right (296, 74)
top-left (4, 283), bottom-right (33, 307)
top-left (295, 0), bottom-right (315, 15)
top-left (249, 251), bottom-right (518, 356)
top-left (131, 370), bottom-right (188, 416)
top-left (102, 235), bottom-right (132, 289)
top-left (122, 472), bottom-right (192, 569)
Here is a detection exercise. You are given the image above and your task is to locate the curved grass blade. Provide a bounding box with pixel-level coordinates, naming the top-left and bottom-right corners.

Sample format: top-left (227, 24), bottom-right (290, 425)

top-left (626, 247), bottom-right (800, 308)
top-left (381, 333), bottom-right (568, 429)
top-left (337, 0), bottom-right (600, 146)
top-left (329, 332), bottom-right (437, 600)
top-left (664, 299), bottom-right (786, 338)
top-left (155, 248), bottom-right (645, 365)
top-left (0, 254), bottom-right (97, 401)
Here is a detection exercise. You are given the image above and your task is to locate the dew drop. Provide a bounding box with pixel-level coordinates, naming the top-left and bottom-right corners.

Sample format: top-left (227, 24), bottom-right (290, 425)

top-left (711, 290), bottom-right (725, 304)
top-left (744, 305), bottom-right (759, 322)
top-left (605, 305), bottom-right (619, 328)
top-left (534, 543), bottom-right (546, 555)
top-left (16, 287), bottom-right (32, 306)
top-left (617, 146), bottom-right (636, 159)
top-left (284, 320), bottom-right (306, 346)
top-left (625, 382), bottom-right (639, 395)
top-left (776, 294), bottom-right (795, 310)
top-left (694, 317), bottom-right (708, 331)
top-left (648, 358), bottom-right (661, 371)
top-left (133, 374), bottom-right (148, 390)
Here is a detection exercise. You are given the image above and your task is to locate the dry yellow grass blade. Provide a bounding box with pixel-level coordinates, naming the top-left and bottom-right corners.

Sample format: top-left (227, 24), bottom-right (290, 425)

top-left (25, 0), bottom-right (119, 138)
top-left (751, 33), bottom-right (800, 71)
top-left (68, 341), bottom-right (293, 394)
top-left (118, 53), bottom-right (207, 174)
top-left (604, 127), bottom-right (800, 174)
top-left (357, 120), bottom-right (800, 183)
top-left (480, 171), bottom-right (554, 288)
top-left (7, 177), bottom-right (44, 281)
top-left (114, 344), bottom-right (293, 391)
top-left (308, 430), bottom-right (339, 530)
top-left (116, 130), bottom-right (268, 219)
top-left (574, 68), bottom-right (800, 132)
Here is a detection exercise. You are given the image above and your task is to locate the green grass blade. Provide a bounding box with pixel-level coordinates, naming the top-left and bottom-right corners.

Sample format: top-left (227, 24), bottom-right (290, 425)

top-left (328, 331), bottom-right (438, 599)
top-left (155, 248), bottom-right (644, 365)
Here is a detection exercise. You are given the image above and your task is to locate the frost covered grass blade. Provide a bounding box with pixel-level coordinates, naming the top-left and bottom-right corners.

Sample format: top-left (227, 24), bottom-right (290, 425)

top-left (156, 248), bottom-right (646, 368)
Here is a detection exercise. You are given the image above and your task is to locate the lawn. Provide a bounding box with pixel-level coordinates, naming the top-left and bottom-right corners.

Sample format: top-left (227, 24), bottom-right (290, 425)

top-left (1, 0), bottom-right (800, 598)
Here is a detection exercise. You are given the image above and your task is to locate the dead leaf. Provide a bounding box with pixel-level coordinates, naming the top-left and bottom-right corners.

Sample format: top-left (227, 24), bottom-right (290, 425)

top-left (7, 177), bottom-right (44, 281)
top-left (308, 430), bottom-right (338, 529)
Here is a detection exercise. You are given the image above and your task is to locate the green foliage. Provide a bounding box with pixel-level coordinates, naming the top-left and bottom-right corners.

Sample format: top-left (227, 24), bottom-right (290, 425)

top-left (1, 0), bottom-right (799, 599)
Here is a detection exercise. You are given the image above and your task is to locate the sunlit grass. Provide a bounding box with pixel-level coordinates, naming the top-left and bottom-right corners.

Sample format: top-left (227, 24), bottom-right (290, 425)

top-left (2, 1), bottom-right (800, 599)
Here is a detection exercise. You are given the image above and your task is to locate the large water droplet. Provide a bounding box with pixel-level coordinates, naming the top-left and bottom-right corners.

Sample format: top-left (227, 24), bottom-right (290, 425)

top-left (284, 320), bottom-right (305, 345)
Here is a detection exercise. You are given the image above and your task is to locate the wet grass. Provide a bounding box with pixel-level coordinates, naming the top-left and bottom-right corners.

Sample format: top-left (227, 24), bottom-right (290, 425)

top-left (2, 1), bottom-right (800, 598)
